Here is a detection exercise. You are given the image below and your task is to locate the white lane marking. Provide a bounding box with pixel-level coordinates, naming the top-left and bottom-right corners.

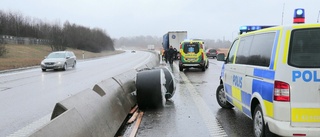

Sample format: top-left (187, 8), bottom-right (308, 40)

top-left (7, 113), bottom-right (51, 137)
top-left (133, 53), bottom-right (153, 69)
top-left (173, 63), bottom-right (228, 137)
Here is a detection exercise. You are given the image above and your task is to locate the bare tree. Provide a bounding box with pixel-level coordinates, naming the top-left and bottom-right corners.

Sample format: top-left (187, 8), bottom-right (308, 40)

top-left (0, 10), bottom-right (115, 52)
top-left (49, 24), bottom-right (66, 51)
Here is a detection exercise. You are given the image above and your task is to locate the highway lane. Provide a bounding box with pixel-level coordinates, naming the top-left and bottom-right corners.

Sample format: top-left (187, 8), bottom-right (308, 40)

top-left (125, 58), bottom-right (255, 137)
top-left (0, 51), bottom-right (154, 137)
top-left (2, 52), bottom-right (258, 137)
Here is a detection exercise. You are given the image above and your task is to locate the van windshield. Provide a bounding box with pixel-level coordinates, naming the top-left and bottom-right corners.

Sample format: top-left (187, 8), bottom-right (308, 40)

top-left (288, 28), bottom-right (320, 68)
top-left (183, 43), bottom-right (200, 54)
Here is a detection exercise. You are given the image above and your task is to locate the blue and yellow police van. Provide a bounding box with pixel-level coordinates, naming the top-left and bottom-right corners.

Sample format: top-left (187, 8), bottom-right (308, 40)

top-left (216, 24), bottom-right (320, 137)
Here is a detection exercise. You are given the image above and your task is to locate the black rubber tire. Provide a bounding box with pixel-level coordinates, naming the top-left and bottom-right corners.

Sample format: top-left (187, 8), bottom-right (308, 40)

top-left (62, 63), bottom-right (67, 71)
top-left (202, 66), bottom-right (206, 71)
top-left (136, 69), bottom-right (166, 110)
top-left (253, 104), bottom-right (265, 137)
top-left (42, 69), bottom-right (46, 72)
top-left (72, 61), bottom-right (76, 68)
top-left (206, 60), bottom-right (209, 68)
top-left (216, 84), bottom-right (234, 109)
top-left (179, 66), bottom-right (183, 71)
top-left (156, 67), bottom-right (175, 99)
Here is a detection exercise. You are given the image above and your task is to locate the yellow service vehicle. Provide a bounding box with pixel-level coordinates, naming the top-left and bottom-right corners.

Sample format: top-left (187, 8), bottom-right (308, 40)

top-left (179, 39), bottom-right (209, 71)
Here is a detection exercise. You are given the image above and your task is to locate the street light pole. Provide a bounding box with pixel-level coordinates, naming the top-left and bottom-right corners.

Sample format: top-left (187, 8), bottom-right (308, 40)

top-left (317, 10), bottom-right (320, 23)
top-left (281, 3), bottom-right (285, 25)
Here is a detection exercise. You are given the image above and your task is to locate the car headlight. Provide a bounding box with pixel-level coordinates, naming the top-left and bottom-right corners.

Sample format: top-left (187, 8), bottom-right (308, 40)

top-left (41, 61), bottom-right (45, 65)
top-left (56, 62), bottom-right (62, 65)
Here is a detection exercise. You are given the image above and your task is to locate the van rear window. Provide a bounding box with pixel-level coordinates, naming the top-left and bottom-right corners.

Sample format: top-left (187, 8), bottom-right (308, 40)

top-left (288, 28), bottom-right (320, 68)
top-left (183, 43), bottom-right (200, 54)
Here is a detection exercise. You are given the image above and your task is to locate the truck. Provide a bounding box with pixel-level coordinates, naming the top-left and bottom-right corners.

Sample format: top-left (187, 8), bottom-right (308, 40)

top-left (162, 31), bottom-right (188, 59)
top-left (147, 45), bottom-right (155, 50)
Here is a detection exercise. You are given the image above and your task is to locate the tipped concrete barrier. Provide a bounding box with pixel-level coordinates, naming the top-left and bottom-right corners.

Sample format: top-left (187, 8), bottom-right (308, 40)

top-left (29, 51), bottom-right (161, 137)
top-left (30, 70), bottom-right (138, 137)
top-left (111, 69), bottom-right (137, 111)
top-left (30, 108), bottom-right (91, 137)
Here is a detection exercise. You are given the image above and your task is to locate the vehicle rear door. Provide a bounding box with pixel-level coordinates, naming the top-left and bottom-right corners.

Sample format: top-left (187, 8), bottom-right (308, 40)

top-left (286, 28), bottom-right (320, 127)
top-left (182, 42), bottom-right (200, 63)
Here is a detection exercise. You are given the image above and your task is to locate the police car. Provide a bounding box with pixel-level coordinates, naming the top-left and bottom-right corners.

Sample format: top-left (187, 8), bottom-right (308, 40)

top-left (216, 23), bottom-right (320, 137)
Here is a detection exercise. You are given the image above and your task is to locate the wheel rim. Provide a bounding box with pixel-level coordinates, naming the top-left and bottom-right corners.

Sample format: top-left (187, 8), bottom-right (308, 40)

top-left (218, 87), bottom-right (227, 105)
top-left (64, 64), bottom-right (67, 70)
top-left (254, 110), bottom-right (263, 137)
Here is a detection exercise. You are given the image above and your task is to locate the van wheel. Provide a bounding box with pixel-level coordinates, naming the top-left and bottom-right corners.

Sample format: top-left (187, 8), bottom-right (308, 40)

top-left (253, 106), bottom-right (278, 137)
top-left (179, 66), bottom-right (183, 71)
top-left (206, 60), bottom-right (209, 68)
top-left (253, 104), bottom-right (265, 137)
top-left (136, 69), bottom-right (166, 110)
top-left (216, 84), bottom-right (234, 109)
top-left (42, 69), bottom-right (46, 72)
top-left (202, 66), bottom-right (206, 71)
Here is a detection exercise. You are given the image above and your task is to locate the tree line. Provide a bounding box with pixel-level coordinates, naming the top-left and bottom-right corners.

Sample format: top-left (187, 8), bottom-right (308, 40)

top-left (0, 10), bottom-right (114, 54)
top-left (114, 35), bottom-right (231, 50)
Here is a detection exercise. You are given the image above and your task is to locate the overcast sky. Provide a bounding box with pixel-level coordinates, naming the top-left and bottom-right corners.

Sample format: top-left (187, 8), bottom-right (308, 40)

top-left (1, 0), bottom-right (320, 40)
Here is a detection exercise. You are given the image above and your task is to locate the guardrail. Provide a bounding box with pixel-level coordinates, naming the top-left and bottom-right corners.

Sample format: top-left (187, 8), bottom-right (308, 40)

top-left (29, 51), bottom-right (160, 137)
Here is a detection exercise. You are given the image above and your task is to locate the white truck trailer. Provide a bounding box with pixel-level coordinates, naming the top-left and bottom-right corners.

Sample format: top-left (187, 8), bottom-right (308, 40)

top-left (162, 31), bottom-right (187, 60)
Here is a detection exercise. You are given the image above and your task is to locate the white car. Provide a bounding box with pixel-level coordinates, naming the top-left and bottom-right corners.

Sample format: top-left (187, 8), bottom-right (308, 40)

top-left (41, 51), bottom-right (76, 71)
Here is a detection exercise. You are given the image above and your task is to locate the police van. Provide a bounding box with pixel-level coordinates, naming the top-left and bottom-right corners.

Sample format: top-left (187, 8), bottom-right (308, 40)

top-left (216, 24), bottom-right (320, 137)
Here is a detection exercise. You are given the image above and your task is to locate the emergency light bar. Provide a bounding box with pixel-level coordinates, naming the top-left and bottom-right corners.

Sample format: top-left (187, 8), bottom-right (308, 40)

top-left (239, 25), bottom-right (275, 34)
top-left (293, 8), bottom-right (305, 24)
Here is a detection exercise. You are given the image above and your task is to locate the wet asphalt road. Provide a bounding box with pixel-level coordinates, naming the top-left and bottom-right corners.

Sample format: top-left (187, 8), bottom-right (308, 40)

top-left (0, 51), bottom-right (153, 137)
top-left (132, 58), bottom-right (254, 137)
top-left (1, 51), bottom-right (255, 137)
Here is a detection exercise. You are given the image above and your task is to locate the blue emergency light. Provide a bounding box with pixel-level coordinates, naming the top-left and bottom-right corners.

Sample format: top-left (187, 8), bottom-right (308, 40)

top-left (239, 25), bottom-right (275, 34)
top-left (293, 8), bottom-right (305, 24)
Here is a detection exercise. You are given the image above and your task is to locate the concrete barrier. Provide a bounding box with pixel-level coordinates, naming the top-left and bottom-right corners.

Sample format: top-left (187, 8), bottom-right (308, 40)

top-left (111, 69), bottom-right (137, 111)
top-left (29, 51), bottom-right (160, 137)
top-left (31, 108), bottom-right (91, 137)
top-left (31, 70), bottom-right (137, 137)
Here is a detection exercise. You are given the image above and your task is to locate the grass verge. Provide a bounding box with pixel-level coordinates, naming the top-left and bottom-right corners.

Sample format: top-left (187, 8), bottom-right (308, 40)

top-left (0, 44), bottom-right (124, 71)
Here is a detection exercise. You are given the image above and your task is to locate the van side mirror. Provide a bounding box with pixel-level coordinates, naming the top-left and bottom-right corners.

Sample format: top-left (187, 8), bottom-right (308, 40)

top-left (217, 53), bottom-right (225, 61)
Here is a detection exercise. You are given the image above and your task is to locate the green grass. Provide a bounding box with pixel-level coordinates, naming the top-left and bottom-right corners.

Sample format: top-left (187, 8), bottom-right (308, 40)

top-left (0, 44), bottom-right (123, 71)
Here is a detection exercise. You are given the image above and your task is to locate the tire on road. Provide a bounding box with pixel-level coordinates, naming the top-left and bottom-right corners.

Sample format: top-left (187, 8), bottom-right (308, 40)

top-left (136, 69), bottom-right (166, 110)
top-left (154, 67), bottom-right (176, 99)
